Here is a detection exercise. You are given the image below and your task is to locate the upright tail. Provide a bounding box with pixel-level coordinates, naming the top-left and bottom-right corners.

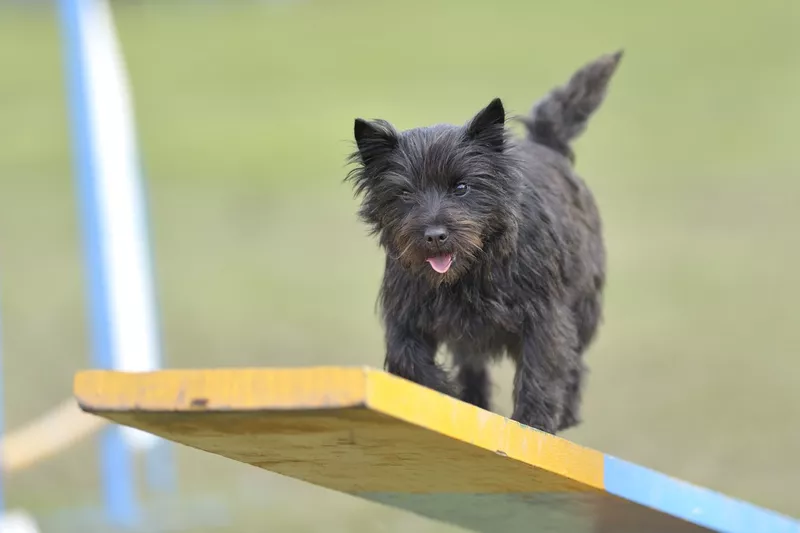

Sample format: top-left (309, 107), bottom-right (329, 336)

top-left (522, 50), bottom-right (623, 162)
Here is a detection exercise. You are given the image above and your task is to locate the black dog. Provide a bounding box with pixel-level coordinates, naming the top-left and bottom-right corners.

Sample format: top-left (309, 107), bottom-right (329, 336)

top-left (346, 51), bottom-right (622, 434)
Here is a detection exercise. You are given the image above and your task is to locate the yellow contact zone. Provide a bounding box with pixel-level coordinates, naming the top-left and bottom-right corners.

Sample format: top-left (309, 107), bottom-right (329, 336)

top-left (365, 369), bottom-right (605, 491)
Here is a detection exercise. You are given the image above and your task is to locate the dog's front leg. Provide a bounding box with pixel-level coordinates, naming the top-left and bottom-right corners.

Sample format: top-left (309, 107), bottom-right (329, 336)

top-left (511, 307), bottom-right (578, 434)
top-left (384, 320), bottom-right (454, 396)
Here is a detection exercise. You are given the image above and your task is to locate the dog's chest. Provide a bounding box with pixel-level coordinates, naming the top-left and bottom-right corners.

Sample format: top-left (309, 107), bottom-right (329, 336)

top-left (427, 284), bottom-right (521, 353)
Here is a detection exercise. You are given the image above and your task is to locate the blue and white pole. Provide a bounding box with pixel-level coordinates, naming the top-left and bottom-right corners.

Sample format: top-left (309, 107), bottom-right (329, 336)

top-left (56, 0), bottom-right (176, 526)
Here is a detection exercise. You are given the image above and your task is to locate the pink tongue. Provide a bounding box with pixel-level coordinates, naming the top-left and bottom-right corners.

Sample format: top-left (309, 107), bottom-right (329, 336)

top-left (426, 254), bottom-right (453, 274)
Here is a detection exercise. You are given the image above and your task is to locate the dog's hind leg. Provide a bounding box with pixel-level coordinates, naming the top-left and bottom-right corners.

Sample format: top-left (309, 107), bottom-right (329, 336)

top-left (452, 349), bottom-right (491, 410)
top-left (558, 291), bottom-right (602, 431)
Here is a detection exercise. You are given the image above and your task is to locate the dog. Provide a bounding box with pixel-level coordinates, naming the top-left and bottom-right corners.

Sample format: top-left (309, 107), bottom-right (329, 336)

top-left (346, 51), bottom-right (622, 434)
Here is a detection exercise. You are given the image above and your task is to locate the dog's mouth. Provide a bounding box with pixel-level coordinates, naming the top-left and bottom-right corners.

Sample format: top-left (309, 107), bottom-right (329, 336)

top-left (426, 254), bottom-right (454, 274)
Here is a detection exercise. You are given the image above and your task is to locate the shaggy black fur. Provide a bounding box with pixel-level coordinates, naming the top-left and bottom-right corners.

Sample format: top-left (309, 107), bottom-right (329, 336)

top-left (346, 51), bottom-right (623, 434)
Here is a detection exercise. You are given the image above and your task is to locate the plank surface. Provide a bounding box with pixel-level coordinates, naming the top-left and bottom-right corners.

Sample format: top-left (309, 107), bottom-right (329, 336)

top-left (74, 366), bottom-right (800, 533)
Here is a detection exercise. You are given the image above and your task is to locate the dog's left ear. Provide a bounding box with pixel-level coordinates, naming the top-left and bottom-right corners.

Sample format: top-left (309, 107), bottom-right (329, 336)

top-left (466, 98), bottom-right (505, 152)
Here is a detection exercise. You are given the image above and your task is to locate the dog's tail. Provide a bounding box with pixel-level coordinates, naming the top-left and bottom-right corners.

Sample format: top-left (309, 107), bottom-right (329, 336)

top-left (521, 50), bottom-right (623, 162)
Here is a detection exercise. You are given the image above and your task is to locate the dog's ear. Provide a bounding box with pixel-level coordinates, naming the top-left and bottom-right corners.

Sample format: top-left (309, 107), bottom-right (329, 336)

top-left (466, 98), bottom-right (505, 152)
top-left (354, 118), bottom-right (398, 165)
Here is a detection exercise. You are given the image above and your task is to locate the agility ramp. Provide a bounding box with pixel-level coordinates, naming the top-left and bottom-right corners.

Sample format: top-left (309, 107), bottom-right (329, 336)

top-left (74, 367), bottom-right (800, 533)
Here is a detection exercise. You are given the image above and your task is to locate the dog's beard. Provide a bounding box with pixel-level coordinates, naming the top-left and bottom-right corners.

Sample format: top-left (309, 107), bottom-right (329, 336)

top-left (388, 219), bottom-right (485, 285)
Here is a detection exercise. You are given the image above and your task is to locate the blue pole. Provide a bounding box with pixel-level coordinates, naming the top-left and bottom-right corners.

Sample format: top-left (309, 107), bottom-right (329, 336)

top-left (146, 439), bottom-right (177, 494)
top-left (56, 0), bottom-right (138, 526)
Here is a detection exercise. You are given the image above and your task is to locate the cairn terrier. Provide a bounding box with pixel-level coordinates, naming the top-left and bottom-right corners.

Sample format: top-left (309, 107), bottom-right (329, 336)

top-left (346, 51), bottom-right (622, 433)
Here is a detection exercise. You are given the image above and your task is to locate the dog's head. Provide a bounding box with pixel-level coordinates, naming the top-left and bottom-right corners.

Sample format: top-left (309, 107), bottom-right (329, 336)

top-left (347, 98), bottom-right (521, 284)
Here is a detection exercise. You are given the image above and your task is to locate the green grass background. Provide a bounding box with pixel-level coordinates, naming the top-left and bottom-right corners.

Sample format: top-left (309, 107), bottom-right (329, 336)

top-left (0, 0), bottom-right (798, 530)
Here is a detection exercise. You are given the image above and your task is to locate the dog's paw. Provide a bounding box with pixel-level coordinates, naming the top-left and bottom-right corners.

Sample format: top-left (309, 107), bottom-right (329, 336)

top-left (510, 409), bottom-right (560, 435)
top-left (428, 380), bottom-right (458, 398)
top-left (458, 390), bottom-right (490, 410)
top-left (556, 410), bottom-right (581, 432)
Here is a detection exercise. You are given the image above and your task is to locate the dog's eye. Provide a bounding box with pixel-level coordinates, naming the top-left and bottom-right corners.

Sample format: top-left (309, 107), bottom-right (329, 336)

top-left (453, 182), bottom-right (470, 197)
top-left (398, 190), bottom-right (414, 203)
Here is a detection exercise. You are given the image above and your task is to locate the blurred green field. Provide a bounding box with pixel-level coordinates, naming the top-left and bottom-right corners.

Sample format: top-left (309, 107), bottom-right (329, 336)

top-left (0, 0), bottom-right (799, 530)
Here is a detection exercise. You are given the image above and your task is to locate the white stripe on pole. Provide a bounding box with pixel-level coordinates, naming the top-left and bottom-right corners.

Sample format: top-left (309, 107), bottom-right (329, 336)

top-left (77, 0), bottom-right (159, 451)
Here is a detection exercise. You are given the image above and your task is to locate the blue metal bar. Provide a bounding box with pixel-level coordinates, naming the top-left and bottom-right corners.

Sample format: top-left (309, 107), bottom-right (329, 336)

top-left (55, 0), bottom-right (138, 526)
top-left (146, 440), bottom-right (177, 494)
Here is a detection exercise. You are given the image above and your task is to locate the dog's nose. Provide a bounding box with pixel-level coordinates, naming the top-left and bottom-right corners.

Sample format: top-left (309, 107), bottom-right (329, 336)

top-left (424, 226), bottom-right (449, 246)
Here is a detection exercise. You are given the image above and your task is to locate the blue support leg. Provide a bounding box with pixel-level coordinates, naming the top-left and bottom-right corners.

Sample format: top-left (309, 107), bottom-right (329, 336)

top-left (56, 0), bottom-right (139, 526)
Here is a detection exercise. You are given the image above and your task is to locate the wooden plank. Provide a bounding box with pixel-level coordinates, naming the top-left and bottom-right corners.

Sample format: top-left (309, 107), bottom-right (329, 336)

top-left (74, 366), bottom-right (800, 533)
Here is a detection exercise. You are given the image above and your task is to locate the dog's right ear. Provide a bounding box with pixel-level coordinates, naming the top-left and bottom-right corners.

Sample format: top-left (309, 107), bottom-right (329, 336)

top-left (354, 118), bottom-right (398, 165)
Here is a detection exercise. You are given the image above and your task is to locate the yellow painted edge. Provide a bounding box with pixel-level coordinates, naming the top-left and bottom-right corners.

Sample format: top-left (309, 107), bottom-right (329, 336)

top-left (364, 369), bottom-right (605, 490)
top-left (74, 367), bottom-right (369, 412)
